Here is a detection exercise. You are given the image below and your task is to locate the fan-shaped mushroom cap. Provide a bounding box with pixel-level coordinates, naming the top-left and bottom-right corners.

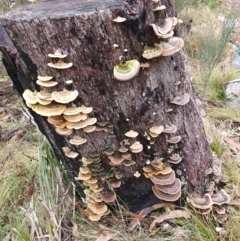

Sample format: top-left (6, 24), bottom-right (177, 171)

top-left (212, 157), bottom-right (222, 176)
top-left (48, 50), bottom-right (67, 58)
top-left (108, 154), bottom-right (125, 165)
top-left (211, 189), bottom-right (230, 205)
top-left (167, 136), bottom-right (181, 144)
top-left (142, 44), bottom-right (163, 59)
top-left (134, 171), bottom-right (141, 178)
top-left (31, 103), bottom-right (66, 116)
top-left (113, 59), bottom-right (140, 81)
top-left (155, 178), bottom-right (181, 194)
top-left (149, 23), bottom-right (174, 38)
top-left (88, 202), bottom-right (108, 215)
top-left (84, 125), bottom-right (96, 133)
top-left (100, 191), bottom-right (116, 203)
top-left (160, 37), bottom-right (184, 56)
top-left (125, 130), bottom-right (138, 138)
top-left (205, 168), bottom-right (213, 175)
top-left (55, 127), bottom-right (73, 136)
top-left (130, 141), bottom-right (143, 153)
top-left (214, 213), bottom-right (228, 224)
top-left (82, 157), bottom-right (93, 165)
top-left (149, 125), bottom-right (164, 135)
top-left (47, 59), bottom-right (73, 69)
top-left (169, 154), bottom-right (182, 164)
top-left (153, 5), bottom-right (166, 11)
top-left (119, 145), bottom-right (129, 153)
top-left (52, 89), bottom-right (78, 104)
top-left (152, 185), bottom-right (181, 201)
top-left (37, 75), bottom-right (53, 81)
top-left (63, 106), bottom-right (83, 115)
top-left (121, 152), bottom-right (132, 160)
top-left (112, 16), bottom-right (126, 22)
top-left (37, 90), bottom-right (53, 101)
top-left (150, 170), bottom-right (175, 185)
top-left (63, 113), bottom-right (88, 122)
top-left (150, 157), bottom-right (163, 170)
top-left (36, 80), bottom-right (58, 87)
top-left (70, 136), bottom-right (87, 146)
top-left (47, 115), bottom-right (65, 125)
top-left (171, 93), bottom-right (190, 106)
top-left (80, 167), bottom-right (90, 174)
top-left (188, 193), bottom-right (213, 209)
top-left (85, 177), bottom-right (98, 184)
top-left (214, 205), bottom-right (226, 215)
top-left (88, 212), bottom-right (101, 222)
top-left (103, 147), bottom-right (115, 156)
top-left (36, 95), bottom-right (52, 105)
top-left (158, 166), bottom-right (172, 175)
top-left (85, 117), bottom-right (97, 126)
top-left (163, 125), bottom-right (177, 134)
top-left (23, 89), bottom-right (37, 104)
top-left (81, 105), bottom-right (93, 114)
top-left (140, 62), bottom-right (150, 68)
top-left (75, 172), bottom-right (92, 181)
top-left (66, 151), bottom-right (79, 159)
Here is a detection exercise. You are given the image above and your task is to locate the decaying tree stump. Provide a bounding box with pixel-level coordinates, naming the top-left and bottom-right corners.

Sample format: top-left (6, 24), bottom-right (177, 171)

top-left (0, 0), bottom-right (213, 216)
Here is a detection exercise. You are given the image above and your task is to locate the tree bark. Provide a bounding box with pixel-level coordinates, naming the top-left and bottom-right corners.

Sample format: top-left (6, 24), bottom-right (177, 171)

top-left (0, 0), bottom-right (212, 212)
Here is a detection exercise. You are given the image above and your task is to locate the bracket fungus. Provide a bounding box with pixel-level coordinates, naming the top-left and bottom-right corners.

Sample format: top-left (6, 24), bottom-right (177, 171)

top-left (130, 141), bottom-right (143, 153)
top-left (37, 90), bottom-right (53, 101)
top-left (152, 185), bottom-right (181, 202)
top-left (188, 193), bottom-right (213, 210)
top-left (69, 136), bottom-right (87, 146)
top-left (23, 89), bottom-right (37, 104)
top-left (112, 16), bottom-right (126, 23)
top-left (63, 106), bottom-right (83, 115)
top-left (142, 44), bottom-right (163, 59)
top-left (171, 93), bottom-right (190, 106)
top-left (113, 59), bottom-right (140, 81)
top-left (149, 23), bottom-right (174, 39)
top-left (163, 125), bottom-right (177, 134)
top-left (169, 153), bottom-right (182, 164)
top-left (149, 125), bottom-right (164, 137)
top-left (48, 49), bottom-right (67, 58)
top-left (153, 5), bottom-right (166, 12)
top-left (159, 37), bottom-right (184, 56)
top-left (55, 127), bottom-right (73, 136)
top-left (37, 75), bottom-right (53, 81)
top-left (125, 130), bottom-right (138, 138)
top-left (211, 189), bottom-right (230, 205)
top-left (36, 79), bottom-right (58, 87)
top-left (167, 136), bottom-right (181, 144)
top-left (150, 170), bottom-right (176, 185)
top-left (62, 146), bottom-right (79, 159)
top-left (63, 113), bottom-right (88, 122)
top-left (30, 103), bottom-right (66, 116)
top-left (47, 59), bottom-right (73, 69)
top-left (133, 171), bottom-right (141, 178)
top-left (52, 89), bottom-right (78, 104)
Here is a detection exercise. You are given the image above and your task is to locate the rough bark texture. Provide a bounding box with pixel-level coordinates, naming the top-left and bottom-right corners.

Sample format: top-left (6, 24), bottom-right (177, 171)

top-left (0, 0), bottom-right (212, 212)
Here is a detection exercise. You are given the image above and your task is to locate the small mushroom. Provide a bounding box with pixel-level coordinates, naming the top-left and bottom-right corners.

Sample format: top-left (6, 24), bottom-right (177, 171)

top-left (211, 189), bottom-right (230, 205)
top-left (48, 49), bottom-right (67, 58)
top-left (70, 136), bottom-right (87, 146)
top-left (64, 113), bottom-right (88, 122)
top-left (36, 79), bottom-right (58, 87)
top-left (149, 125), bottom-right (164, 137)
top-left (142, 44), bottom-right (163, 59)
top-left (100, 190), bottom-right (116, 203)
top-left (37, 90), bottom-right (53, 101)
top-left (62, 146), bottom-right (79, 159)
top-left (84, 125), bottom-right (96, 133)
top-left (23, 89), bottom-right (37, 104)
top-left (187, 193), bottom-right (213, 210)
top-left (55, 127), bottom-right (73, 136)
top-left (63, 106), bottom-right (83, 115)
top-left (140, 62), bottom-right (150, 68)
top-left (112, 16), bottom-right (127, 23)
top-left (163, 125), bottom-right (177, 134)
top-left (153, 5), bottom-right (166, 11)
top-left (113, 59), bottom-right (140, 81)
top-left (47, 59), bottom-right (73, 69)
top-left (171, 93), bottom-right (190, 106)
top-left (130, 141), bottom-right (143, 153)
top-left (159, 36), bottom-right (184, 56)
top-left (149, 23), bottom-right (174, 39)
top-left (169, 154), bottom-right (182, 164)
top-left (150, 170), bottom-right (176, 185)
top-left (152, 185), bottom-right (181, 202)
top-left (125, 130), bottom-right (138, 138)
top-left (37, 75), bottom-right (53, 81)
top-left (36, 96), bottom-right (52, 105)
top-left (133, 171), bottom-right (141, 178)
top-left (167, 136), bottom-right (181, 144)
top-left (154, 178), bottom-right (181, 194)
top-left (81, 105), bottom-right (93, 114)
top-left (52, 89), bottom-right (78, 104)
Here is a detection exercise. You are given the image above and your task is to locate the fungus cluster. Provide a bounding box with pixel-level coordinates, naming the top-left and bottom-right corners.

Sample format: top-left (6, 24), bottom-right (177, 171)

top-left (187, 189), bottom-right (230, 223)
top-left (143, 157), bottom-right (181, 202)
top-left (75, 154), bottom-right (125, 221)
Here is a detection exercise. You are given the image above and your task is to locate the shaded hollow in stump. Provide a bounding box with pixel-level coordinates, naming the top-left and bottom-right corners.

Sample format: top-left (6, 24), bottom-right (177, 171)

top-left (0, 0), bottom-right (212, 212)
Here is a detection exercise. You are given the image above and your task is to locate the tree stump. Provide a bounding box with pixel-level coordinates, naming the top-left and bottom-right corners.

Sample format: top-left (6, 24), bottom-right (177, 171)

top-left (0, 0), bottom-right (212, 214)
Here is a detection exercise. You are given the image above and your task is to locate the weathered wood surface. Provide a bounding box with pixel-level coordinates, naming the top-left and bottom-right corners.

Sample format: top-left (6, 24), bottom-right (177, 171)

top-left (0, 0), bottom-right (212, 212)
